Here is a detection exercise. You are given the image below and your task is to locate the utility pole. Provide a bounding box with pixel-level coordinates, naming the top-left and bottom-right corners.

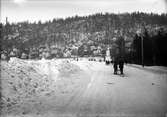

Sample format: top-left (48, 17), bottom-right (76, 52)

top-left (6, 17), bottom-right (8, 24)
top-left (5, 17), bottom-right (9, 55)
top-left (141, 35), bottom-right (144, 67)
top-left (141, 23), bottom-right (145, 67)
top-left (5, 17), bottom-right (8, 34)
top-left (137, 28), bottom-right (144, 67)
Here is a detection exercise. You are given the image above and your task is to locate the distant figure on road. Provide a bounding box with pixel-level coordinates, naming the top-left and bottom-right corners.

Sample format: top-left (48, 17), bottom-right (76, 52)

top-left (105, 48), bottom-right (111, 65)
top-left (113, 58), bottom-right (118, 74)
top-left (119, 57), bottom-right (124, 75)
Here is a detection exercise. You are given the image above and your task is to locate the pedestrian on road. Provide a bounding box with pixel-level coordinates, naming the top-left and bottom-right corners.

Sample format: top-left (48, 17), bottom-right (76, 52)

top-left (119, 57), bottom-right (124, 75)
top-left (113, 58), bottom-right (118, 74)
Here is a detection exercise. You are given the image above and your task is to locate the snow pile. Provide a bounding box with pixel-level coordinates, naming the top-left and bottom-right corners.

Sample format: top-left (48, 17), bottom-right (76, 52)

top-left (0, 58), bottom-right (81, 112)
top-left (58, 60), bottom-right (81, 76)
top-left (1, 59), bottom-right (55, 109)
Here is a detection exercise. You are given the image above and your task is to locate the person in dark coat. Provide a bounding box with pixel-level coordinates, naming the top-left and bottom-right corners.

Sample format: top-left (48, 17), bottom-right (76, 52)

top-left (119, 57), bottom-right (124, 74)
top-left (113, 58), bottom-right (118, 74)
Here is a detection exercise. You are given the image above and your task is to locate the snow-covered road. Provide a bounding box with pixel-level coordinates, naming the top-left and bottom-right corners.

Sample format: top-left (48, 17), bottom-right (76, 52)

top-left (1, 59), bottom-right (167, 117)
top-left (62, 61), bottom-right (167, 117)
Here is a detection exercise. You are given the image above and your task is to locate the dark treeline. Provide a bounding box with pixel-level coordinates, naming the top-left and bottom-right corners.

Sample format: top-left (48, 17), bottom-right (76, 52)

top-left (132, 28), bottom-right (167, 66)
top-left (0, 12), bottom-right (167, 66)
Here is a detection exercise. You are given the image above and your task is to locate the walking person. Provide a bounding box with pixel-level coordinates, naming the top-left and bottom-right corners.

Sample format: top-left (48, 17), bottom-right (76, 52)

top-left (105, 48), bottom-right (111, 65)
top-left (119, 57), bottom-right (124, 75)
top-left (113, 58), bottom-right (118, 74)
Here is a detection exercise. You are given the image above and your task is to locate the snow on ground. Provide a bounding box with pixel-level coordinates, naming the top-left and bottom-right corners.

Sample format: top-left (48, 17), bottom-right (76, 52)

top-left (129, 64), bottom-right (167, 74)
top-left (1, 58), bottom-right (167, 117)
top-left (0, 58), bottom-right (86, 116)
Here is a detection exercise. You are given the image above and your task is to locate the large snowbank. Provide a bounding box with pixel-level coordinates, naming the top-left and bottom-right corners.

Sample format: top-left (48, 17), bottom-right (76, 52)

top-left (0, 58), bottom-right (81, 113)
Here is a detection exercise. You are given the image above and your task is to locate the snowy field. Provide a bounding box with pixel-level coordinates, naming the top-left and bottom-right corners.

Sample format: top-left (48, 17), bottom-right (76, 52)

top-left (1, 58), bottom-right (167, 117)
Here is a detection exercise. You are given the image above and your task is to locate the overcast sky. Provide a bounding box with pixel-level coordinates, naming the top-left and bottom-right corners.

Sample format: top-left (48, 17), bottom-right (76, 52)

top-left (1, 0), bottom-right (167, 23)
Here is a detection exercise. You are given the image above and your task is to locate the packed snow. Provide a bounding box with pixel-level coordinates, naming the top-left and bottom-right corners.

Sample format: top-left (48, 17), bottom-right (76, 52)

top-left (1, 58), bottom-right (167, 117)
top-left (0, 58), bottom-right (86, 116)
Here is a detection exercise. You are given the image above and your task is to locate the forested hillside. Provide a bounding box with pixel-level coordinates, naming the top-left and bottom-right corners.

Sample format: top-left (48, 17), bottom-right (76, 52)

top-left (1, 12), bottom-right (167, 65)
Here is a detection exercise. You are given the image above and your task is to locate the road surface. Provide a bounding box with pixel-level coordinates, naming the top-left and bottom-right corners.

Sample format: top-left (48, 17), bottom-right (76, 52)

top-left (60, 61), bottom-right (167, 117)
top-left (2, 60), bottom-right (167, 117)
